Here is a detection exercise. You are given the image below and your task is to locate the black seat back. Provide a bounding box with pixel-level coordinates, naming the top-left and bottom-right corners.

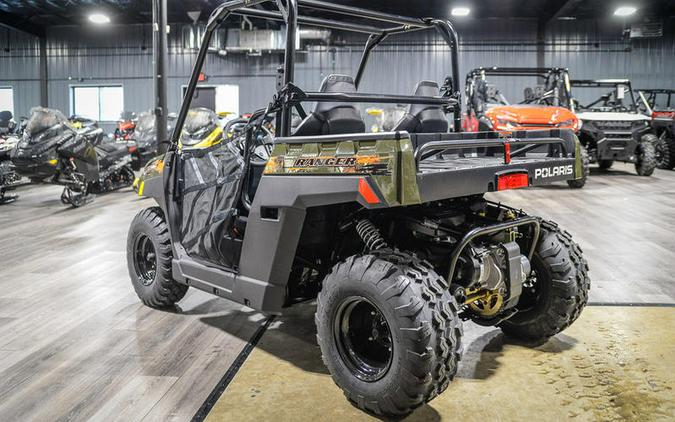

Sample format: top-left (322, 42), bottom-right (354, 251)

top-left (293, 74), bottom-right (365, 136)
top-left (393, 81), bottom-right (448, 133)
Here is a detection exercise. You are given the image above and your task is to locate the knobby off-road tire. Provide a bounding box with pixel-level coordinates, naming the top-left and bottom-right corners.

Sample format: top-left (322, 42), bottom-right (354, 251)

top-left (567, 145), bottom-right (590, 189)
top-left (316, 252), bottom-right (462, 416)
top-left (499, 220), bottom-right (590, 342)
top-left (598, 159), bottom-right (614, 171)
top-left (635, 134), bottom-right (657, 176)
top-left (127, 207), bottom-right (188, 308)
top-left (655, 133), bottom-right (675, 170)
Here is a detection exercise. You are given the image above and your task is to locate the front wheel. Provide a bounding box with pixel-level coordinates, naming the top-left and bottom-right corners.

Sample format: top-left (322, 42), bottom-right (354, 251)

top-left (127, 207), bottom-right (188, 308)
top-left (635, 134), bottom-right (657, 176)
top-left (316, 252), bottom-right (462, 417)
top-left (498, 220), bottom-right (590, 342)
top-left (598, 159), bottom-right (613, 171)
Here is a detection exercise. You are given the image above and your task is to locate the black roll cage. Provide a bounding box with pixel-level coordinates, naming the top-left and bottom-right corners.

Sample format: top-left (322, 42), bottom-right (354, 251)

top-left (571, 79), bottom-right (638, 111)
top-left (638, 89), bottom-right (674, 110)
top-left (171, 0), bottom-right (462, 144)
top-left (465, 67), bottom-right (574, 110)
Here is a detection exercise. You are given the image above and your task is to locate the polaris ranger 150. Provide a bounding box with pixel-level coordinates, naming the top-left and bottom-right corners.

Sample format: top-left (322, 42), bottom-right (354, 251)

top-left (572, 79), bottom-right (657, 175)
top-left (126, 0), bottom-right (590, 416)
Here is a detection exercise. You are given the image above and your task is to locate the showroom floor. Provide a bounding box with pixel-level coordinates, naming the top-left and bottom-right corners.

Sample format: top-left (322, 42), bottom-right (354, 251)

top-left (1, 163), bottom-right (674, 421)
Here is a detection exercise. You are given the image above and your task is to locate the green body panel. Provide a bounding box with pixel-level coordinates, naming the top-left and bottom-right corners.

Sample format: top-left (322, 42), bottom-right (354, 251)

top-left (573, 135), bottom-right (583, 179)
top-left (133, 154), bottom-right (165, 198)
top-left (264, 137), bottom-right (421, 206)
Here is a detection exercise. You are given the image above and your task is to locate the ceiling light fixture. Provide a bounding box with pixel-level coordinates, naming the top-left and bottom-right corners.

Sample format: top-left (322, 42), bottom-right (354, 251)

top-left (614, 6), bottom-right (637, 16)
top-left (89, 13), bottom-right (111, 24)
top-left (451, 7), bottom-right (471, 17)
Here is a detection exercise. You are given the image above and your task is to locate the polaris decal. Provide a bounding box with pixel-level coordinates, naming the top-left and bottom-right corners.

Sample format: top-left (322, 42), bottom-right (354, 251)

top-left (534, 165), bottom-right (574, 179)
top-left (291, 157), bottom-right (358, 167)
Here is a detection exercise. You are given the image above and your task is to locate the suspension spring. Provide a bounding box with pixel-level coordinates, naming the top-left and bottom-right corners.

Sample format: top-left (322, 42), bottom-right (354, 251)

top-left (355, 219), bottom-right (388, 251)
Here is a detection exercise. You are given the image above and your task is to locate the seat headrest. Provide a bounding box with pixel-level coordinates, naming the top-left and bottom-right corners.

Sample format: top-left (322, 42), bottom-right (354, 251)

top-left (408, 81), bottom-right (440, 116)
top-left (315, 74), bottom-right (357, 113)
top-left (524, 87), bottom-right (535, 101)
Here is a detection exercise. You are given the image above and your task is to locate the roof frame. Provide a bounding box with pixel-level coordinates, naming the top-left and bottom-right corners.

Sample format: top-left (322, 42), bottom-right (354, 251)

top-left (173, 0), bottom-right (462, 141)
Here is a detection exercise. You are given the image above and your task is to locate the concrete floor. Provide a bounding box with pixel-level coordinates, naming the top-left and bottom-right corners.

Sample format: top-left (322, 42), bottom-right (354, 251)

top-left (0, 163), bottom-right (674, 421)
top-left (209, 304), bottom-right (674, 421)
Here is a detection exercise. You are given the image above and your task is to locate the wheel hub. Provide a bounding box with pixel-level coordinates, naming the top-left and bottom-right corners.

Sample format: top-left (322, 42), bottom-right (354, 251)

top-left (133, 233), bottom-right (157, 286)
top-left (334, 296), bottom-right (393, 382)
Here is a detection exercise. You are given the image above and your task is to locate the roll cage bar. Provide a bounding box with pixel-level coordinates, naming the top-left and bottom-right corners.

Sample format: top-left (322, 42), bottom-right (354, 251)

top-left (171, 0), bottom-right (462, 145)
top-left (465, 67), bottom-right (573, 110)
top-left (638, 89), bottom-right (674, 110)
top-left (571, 79), bottom-right (638, 111)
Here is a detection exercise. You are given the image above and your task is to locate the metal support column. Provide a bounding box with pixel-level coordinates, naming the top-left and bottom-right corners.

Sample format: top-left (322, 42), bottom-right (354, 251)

top-left (39, 36), bottom-right (48, 106)
top-left (153, 0), bottom-right (169, 154)
top-left (536, 20), bottom-right (546, 78)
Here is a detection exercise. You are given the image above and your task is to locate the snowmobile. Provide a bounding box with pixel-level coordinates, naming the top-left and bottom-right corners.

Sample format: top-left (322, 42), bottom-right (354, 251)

top-left (119, 110), bottom-right (177, 170)
top-left (0, 110), bottom-right (22, 204)
top-left (11, 107), bottom-right (134, 207)
top-left (114, 111), bottom-right (137, 142)
top-left (133, 108), bottom-right (239, 196)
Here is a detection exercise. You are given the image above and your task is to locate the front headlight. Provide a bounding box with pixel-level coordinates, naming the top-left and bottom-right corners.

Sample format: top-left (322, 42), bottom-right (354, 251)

top-left (557, 119), bottom-right (581, 131)
top-left (494, 118), bottom-right (517, 131)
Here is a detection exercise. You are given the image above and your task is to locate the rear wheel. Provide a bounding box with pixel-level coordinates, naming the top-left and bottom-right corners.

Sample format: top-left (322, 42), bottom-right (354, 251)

top-left (598, 159), bottom-right (614, 171)
top-left (567, 145), bottom-right (590, 189)
top-left (127, 207), bottom-right (188, 308)
top-left (635, 134), bottom-right (657, 176)
top-left (316, 252), bottom-right (462, 416)
top-left (499, 220), bottom-right (590, 342)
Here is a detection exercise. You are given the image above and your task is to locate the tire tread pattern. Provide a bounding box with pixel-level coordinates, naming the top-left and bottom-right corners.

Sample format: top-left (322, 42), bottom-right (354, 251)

top-left (636, 134), bottom-right (657, 176)
top-left (315, 251), bottom-right (462, 416)
top-left (127, 207), bottom-right (188, 308)
top-left (499, 220), bottom-right (590, 341)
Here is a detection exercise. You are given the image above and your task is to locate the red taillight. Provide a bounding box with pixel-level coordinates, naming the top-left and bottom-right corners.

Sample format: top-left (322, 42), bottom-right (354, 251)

top-left (497, 173), bottom-right (529, 191)
top-left (358, 178), bottom-right (380, 204)
top-left (128, 145), bottom-right (138, 153)
top-left (503, 142), bottom-right (511, 164)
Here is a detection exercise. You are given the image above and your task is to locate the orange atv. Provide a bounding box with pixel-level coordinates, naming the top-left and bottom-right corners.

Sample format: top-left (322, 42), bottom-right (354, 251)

top-left (465, 67), bottom-right (589, 188)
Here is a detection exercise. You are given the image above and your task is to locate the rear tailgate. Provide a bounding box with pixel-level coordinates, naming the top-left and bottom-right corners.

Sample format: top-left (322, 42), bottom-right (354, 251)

top-left (413, 129), bottom-right (580, 202)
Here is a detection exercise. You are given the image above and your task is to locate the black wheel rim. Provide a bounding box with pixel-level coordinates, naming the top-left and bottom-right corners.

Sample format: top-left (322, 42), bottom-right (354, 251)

top-left (133, 233), bottom-right (157, 286)
top-left (515, 256), bottom-right (550, 315)
top-left (333, 296), bottom-right (393, 382)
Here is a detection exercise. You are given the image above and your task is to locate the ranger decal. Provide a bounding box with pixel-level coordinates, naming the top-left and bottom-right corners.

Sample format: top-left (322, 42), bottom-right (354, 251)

top-left (292, 157), bottom-right (358, 167)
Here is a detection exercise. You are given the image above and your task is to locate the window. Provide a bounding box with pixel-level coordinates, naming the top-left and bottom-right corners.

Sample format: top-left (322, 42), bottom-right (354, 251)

top-left (71, 85), bottom-right (124, 121)
top-left (0, 87), bottom-right (14, 115)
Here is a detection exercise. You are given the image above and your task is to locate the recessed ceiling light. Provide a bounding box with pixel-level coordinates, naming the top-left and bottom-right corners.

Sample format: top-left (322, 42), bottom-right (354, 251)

top-left (451, 7), bottom-right (471, 17)
top-left (89, 13), bottom-right (111, 24)
top-left (614, 6), bottom-right (637, 16)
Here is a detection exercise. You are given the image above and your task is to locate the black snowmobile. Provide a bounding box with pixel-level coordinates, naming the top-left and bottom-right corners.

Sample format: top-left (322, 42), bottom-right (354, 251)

top-left (11, 107), bottom-right (135, 207)
top-left (0, 110), bottom-right (22, 204)
top-left (122, 110), bottom-right (176, 170)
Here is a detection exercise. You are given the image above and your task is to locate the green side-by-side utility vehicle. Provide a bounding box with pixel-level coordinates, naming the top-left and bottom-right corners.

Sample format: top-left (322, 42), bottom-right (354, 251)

top-left (126, 0), bottom-right (590, 416)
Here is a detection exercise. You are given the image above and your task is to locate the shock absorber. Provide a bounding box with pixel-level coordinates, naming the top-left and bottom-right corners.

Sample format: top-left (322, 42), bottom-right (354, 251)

top-left (355, 219), bottom-right (388, 251)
